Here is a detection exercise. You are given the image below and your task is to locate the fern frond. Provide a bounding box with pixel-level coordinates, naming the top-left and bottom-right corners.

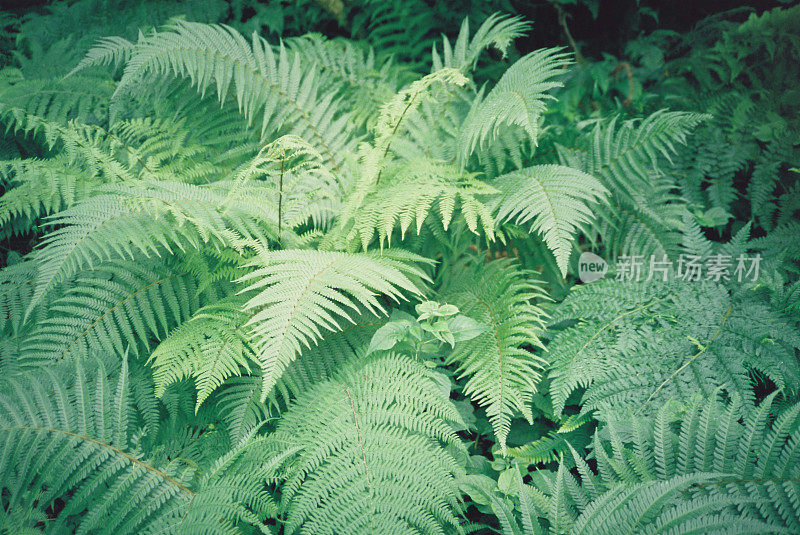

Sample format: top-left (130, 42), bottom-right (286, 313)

top-left (558, 110), bottom-right (708, 259)
top-left (432, 13), bottom-right (530, 74)
top-left (239, 248), bottom-right (431, 400)
top-left (25, 180), bottom-right (275, 319)
top-left (547, 278), bottom-right (800, 420)
top-left (337, 68), bottom-right (468, 234)
top-left (112, 21), bottom-right (354, 174)
top-left (492, 164), bottom-right (608, 276)
top-left (150, 295), bottom-right (254, 409)
top-left (21, 258), bottom-right (200, 363)
top-left (285, 33), bottom-right (399, 128)
top-left (0, 356), bottom-right (278, 534)
top-left (520, 393), bottom-right (800, 533)
top-left (66, 34), bottom-right (137, 77)
top-left (269, 353), bottom-right (465, 535)
top-left (0, 74), bottom-right (112, 125)
top-left (347, 158), bottom-right (497, 249)
top-left (440, 259), bottom-right (549, 450)
top-left (0, 156), bottom-right (96, 238)
top-left (458, 48), bottom-right (572, 165)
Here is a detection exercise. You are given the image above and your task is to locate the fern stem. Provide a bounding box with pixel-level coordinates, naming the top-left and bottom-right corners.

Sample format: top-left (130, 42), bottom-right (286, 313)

top-left (278, 156), bottom-right (284, 244)
top-left (345, 387), bottom-right (375, 524)
top-left (638, 304), bottom-right (734, 414)
top-left (376, 96), bottom-right (417, 186)
top-left (3, 426), bottom-right (195, 495)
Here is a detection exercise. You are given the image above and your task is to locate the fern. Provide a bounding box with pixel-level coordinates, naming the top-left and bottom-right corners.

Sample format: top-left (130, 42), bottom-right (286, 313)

top-left (239, 248), bottom-right (431, 400)
top-left (0, 5), bottom-right (797, 533)
top-left (347, 158), bottom-right (498, 249)
top-left (268, 353), bottom-right (466, 535)
top-left (558, 111), bottom-right (708, 260)
top-left (458, 48), bottom-right (572, 165)
top-left (547, 278), bottom-right (800, 420)
top-left (21, 258), bottom-right (200, 364)
top-left (491, 164), bottom-right (608, 276)
top-left (149, 296), bottom-right (254, 409)
top-left (103, 20), bottom-right (354, 173)
top-left (508, 392), bottom-right (800, 534)
top-left (432, 13), bottom-right (530, 74)
top-left (0, 356), bottom-right (279, 534)
top-left (439, 259), bottom-right (549, 450)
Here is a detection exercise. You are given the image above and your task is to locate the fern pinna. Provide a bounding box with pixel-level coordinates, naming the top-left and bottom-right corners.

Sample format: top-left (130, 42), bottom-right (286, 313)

top-left (0, 2), bottom-right (798, 534)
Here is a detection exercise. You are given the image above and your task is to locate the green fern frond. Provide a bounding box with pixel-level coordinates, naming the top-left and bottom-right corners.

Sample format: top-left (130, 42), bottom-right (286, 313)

top-left (492, 164), bottom-right (608, 276)
top-left (269, 353), bottom-right (466, 535)
top-left (432, 13), bottom-right (530, 74)
top-left (337, 68), bottom-right (468, 237)
top-left (0, 74), bottom-right (112, 125)
top-left (150, 295), bottom-right (254, 409)
top-left (112, 21), bottom-right (354, 174)
top-left (25, 180), bottom-right (276, 320)
top-left (547, 278), bottom-right (800, 420)
top-left (458, 48), bottom-right (572, 165)
top-left (347, 158), bottom-right (498, 249)
top-left (0, 356), bottom-right (278, 534)
top-left (239, 248), bottom-right (431, 400)
top-left (517, 392), bottom-right (800, 534)
top-left (285, 33), bottom-right (399, 128)
top-left (440, 259), bottom-right (549, 451)
top-left (558, 110), bottom-right (708, 259)
top-left (22, 258), bottom-right (200, 363)
top-left (0, 156), bottom-right (96, 238)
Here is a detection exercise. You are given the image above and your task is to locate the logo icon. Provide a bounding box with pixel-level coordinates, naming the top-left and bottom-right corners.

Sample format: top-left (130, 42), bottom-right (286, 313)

top-left (578, 252), bottom-right (607, 283)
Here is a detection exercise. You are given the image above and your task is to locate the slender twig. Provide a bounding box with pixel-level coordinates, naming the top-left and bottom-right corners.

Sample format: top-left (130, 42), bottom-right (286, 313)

top-left (639, 304), bottom-right (734, 413)
top-left (553, 3), bottom-right (584, 63)
top-left (278, 156), bottom-right (284, 245)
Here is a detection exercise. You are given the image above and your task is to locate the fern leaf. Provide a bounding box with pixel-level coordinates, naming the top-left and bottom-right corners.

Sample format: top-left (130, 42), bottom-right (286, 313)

top-left (440, 260), bottom-right (549, 451)
top-left (458, 48), bottom-right (572, 164)
top-left (492, 164), bottom-right (608, 276)
top-left (21, 258), bottom-right (199, 363)
top-left (269, 353), bottom-right (465, 535)
top-left (239, 248), bottom-right (431, 400)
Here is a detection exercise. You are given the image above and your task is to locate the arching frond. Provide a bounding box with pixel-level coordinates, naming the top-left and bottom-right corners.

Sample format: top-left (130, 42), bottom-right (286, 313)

top-left (112, 21), bottom-right (354, 173)
top-left (492, 164), bottom-right (608, 276)
top-left (239, 248), bottom-right (431, 400)
top-left (269, 353), bottom-right (466, 535)
top-left (150, 295), bottom-right (254, 410)
top-left (440, 259), bottom-right (549, 450)
top-left (432, 13), bottom-right (530, 74)
top-left (558, 111), bottom-right (708, 260)
top-left (21, 258), bottom-right (200, 363)
top-left (458, 48), bottom-right (572, 164)
top-left (547, 278), bottom-right (800, 420)
top-left (25, 180), bottom-right (275, 319)
top-left (0, 357), bottom-right (279, 534)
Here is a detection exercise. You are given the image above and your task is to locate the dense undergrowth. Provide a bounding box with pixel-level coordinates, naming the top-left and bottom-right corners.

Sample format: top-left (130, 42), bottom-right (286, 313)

top-left (0, 1), bottom-right (798, 533)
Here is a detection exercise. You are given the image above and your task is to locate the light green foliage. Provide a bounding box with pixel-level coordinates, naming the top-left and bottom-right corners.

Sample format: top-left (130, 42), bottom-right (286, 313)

top-left (495, 393), bottom-right (800, 534)
top-left (269, 353), bottom-right (466, 534)
top-left (492, 165), bottom-right (607, 276)
top-left (0, 3), bottom-right (796, 533)
top-left (458, 48), bottom-right (572, 164)
top-left (239, 248), bottom-right (431, 400)
top-left (0, 355), bottom-right (280, 534)
top-left (440, 260), bottom-right (549, 450)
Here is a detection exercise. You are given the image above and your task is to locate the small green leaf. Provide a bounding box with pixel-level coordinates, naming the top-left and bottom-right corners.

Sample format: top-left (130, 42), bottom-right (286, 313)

top-left (367, 317), bottom-right (415, 355)
top-left (447, 315), bottom-right (489, 343)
